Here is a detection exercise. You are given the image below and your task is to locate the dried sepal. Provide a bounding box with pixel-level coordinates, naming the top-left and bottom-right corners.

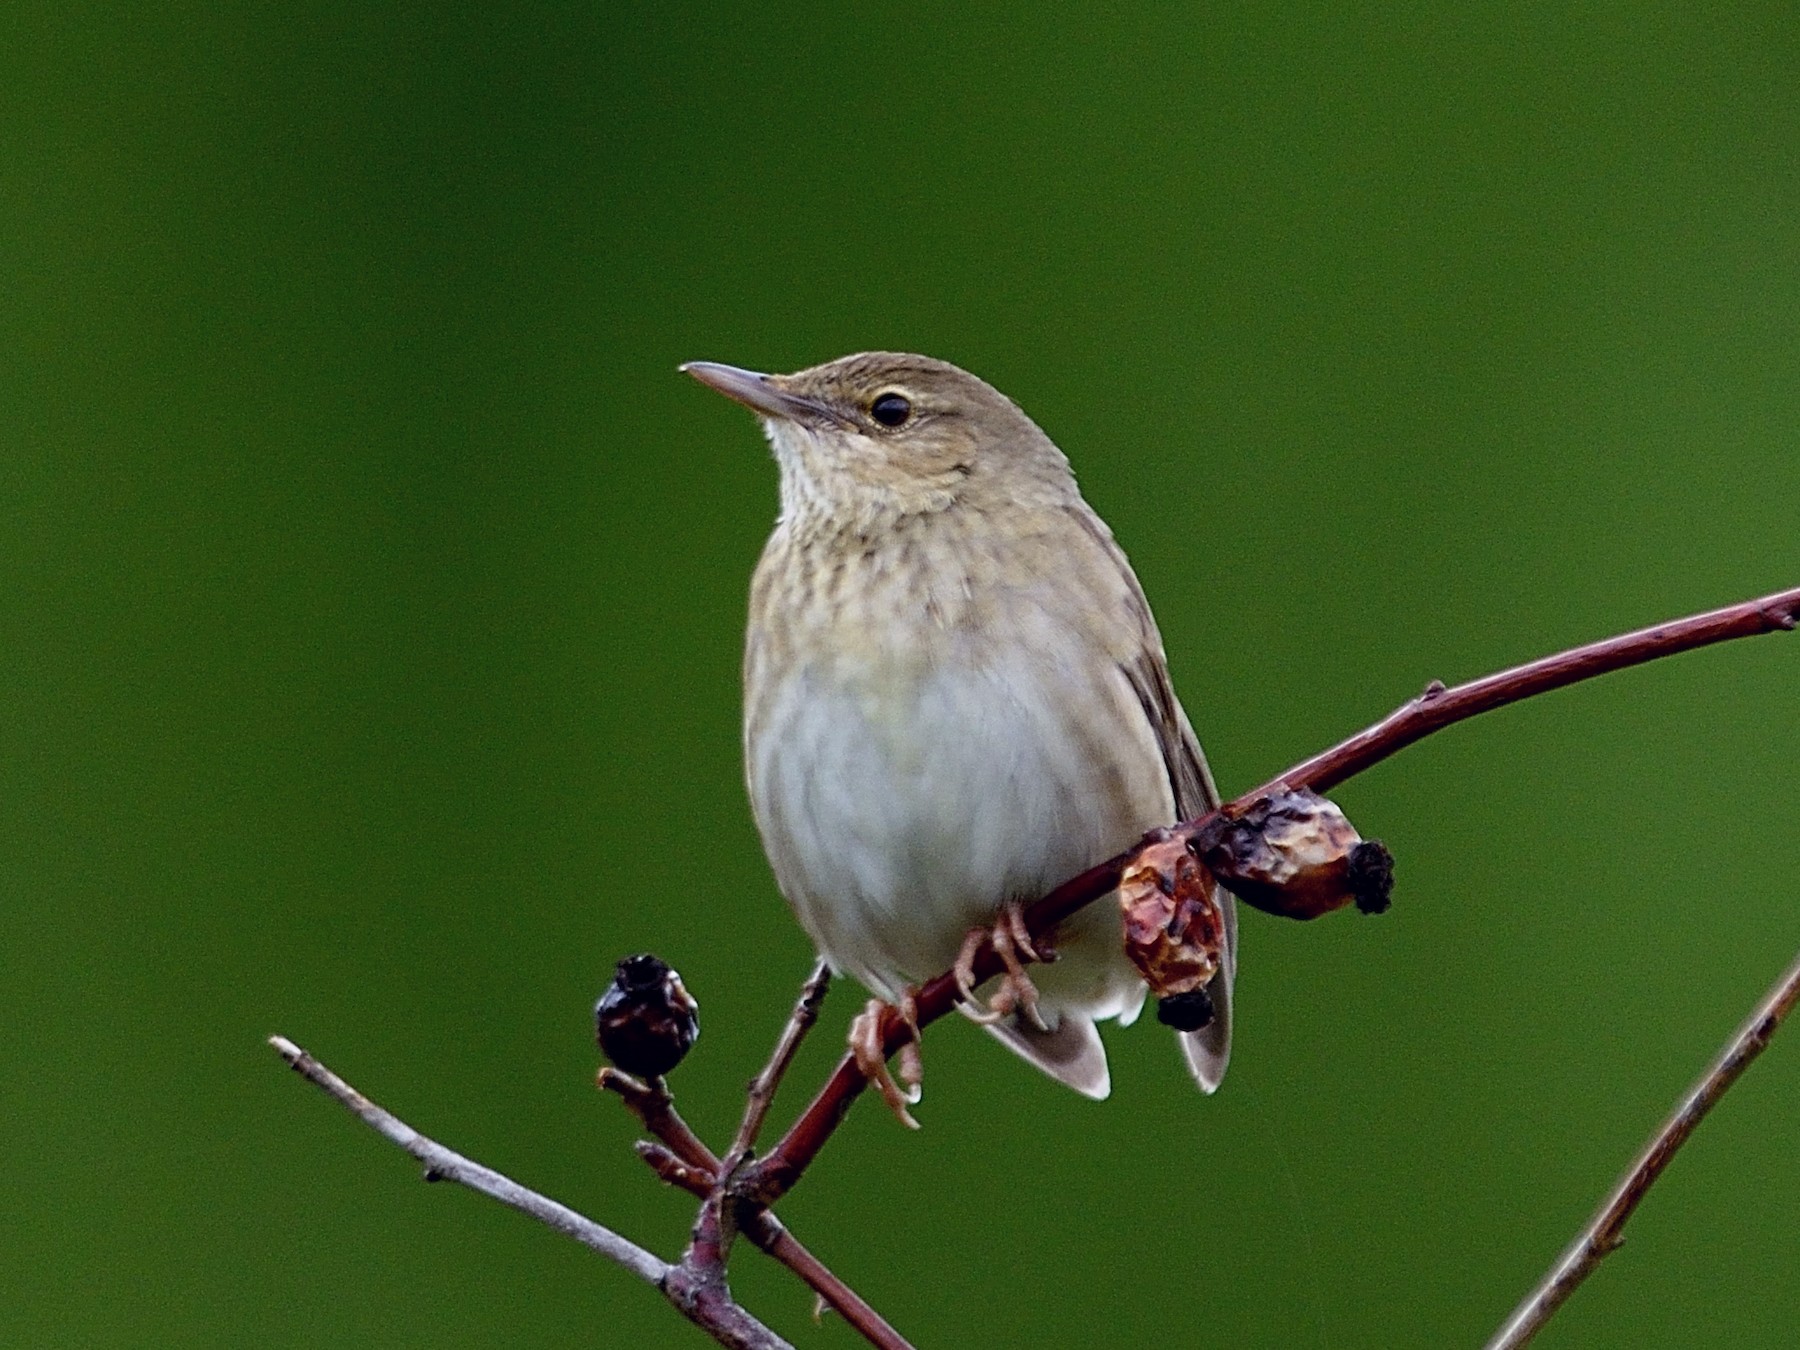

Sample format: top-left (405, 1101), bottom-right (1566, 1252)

top-left (1190, 787), bottom-right (1393, 920)
top-left (1346, 839), bottom-right (1395, 914)
top-left (1118, 832), bottom-right (1226, 1021)
top-left (1155, 987), bottom-right (1215, 1032)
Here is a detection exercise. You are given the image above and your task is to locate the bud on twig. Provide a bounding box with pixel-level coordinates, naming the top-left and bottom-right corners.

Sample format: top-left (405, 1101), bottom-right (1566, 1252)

top-left (1190, 788), bottom-right (1394, 919)
top-left (595, 954), bottom-right (700, 1078)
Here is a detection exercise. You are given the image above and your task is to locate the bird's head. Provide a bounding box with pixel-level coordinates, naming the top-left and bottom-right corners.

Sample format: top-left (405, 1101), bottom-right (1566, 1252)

top-left (683, 352), bottom-right (1075, 528)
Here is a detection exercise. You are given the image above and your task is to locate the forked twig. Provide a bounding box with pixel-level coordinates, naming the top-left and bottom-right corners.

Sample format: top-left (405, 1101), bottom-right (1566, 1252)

top-left (1487, 947), bottom-right (1800, 1348)
top-left (599, 971), bottom-right (915, 1350)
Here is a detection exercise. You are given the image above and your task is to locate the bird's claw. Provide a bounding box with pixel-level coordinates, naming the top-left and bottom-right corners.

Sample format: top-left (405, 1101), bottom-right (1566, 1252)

top-left (953, 903), bottom-right (1051, 1031)
top-left (849, 994), bottom-right (922, 1129)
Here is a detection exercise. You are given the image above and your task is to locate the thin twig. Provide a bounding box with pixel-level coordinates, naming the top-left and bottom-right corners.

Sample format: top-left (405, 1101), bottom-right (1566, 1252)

top-left (749, 584), bottom-right (1800, 1204)
top-left (600, 1068), bottom-right (720, 1176)
top-left (681, 1188), bottom-right (735, 1283)
top-left (749, 1216), bottom-right (915, 1350)
top-left (273, 1035), bottom-right (667, 1283)
top-left (1486, 947), bottom-right (1800, 1349)
top-left (638, 1140), bottom-right (715, 1193)
top-left (1256, 583), bottom-right (1800, 800)
top-left (271, 1036), bottom-right (794, 1350)
top-left (730, 959), bottom-right (832, 1165)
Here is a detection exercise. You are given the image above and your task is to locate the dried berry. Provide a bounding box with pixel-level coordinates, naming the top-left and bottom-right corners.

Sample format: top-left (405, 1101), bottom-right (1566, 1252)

top-left (594, 953), bottom-right (699, 1078)
top-left (1190, 788), bottom-right (1391, 921)
top-left (1119, 831), bottom-right (1225, 1000)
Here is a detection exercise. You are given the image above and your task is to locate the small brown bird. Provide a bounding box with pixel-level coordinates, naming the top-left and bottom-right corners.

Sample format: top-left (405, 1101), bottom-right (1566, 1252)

top-left (684, 352), bottom-right (1234, 1109)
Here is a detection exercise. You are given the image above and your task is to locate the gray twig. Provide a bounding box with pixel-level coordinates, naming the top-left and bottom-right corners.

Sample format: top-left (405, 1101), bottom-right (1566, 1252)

top-left (271, 1036), bottom-right (794, 1350)
top-left (1486, 946), bottom-right (1800, 1348)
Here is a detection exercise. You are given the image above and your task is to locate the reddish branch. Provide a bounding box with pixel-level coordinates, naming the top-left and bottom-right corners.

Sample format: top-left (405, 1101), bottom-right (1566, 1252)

top-left (746, 584), bottom-right (1800, 1205)
top-left (1254, 586), bottom-right (1800, 800)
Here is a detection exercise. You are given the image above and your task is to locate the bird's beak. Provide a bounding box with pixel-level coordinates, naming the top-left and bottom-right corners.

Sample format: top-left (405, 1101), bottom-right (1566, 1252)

top-left (681, 362), bottom-right (844, 425)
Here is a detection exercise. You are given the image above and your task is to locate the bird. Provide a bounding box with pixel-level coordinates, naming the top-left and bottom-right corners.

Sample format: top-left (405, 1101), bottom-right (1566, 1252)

top-left (683, 352), bottom-right (1234, 1113)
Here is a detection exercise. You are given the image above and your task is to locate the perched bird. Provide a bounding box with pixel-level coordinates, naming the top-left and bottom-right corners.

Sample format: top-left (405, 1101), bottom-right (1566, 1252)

top-left (684, 352), bottom-right (1234, 1109)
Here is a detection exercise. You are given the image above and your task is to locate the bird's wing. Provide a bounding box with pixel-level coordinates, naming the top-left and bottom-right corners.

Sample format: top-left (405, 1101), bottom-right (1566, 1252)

top-left (1121, 647), bottom-right (1236, 1094)
top-left (1062, 501), bottom-right (1237, 1093)
top-left (981, 1008), bottom-right (1111, 1100)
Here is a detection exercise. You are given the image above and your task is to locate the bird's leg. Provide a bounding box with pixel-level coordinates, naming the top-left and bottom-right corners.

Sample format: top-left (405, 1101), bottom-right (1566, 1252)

top-left (953, 902), bottom-right (1052, 1031)
top-left (848, 997), bottom-right (921, 1130)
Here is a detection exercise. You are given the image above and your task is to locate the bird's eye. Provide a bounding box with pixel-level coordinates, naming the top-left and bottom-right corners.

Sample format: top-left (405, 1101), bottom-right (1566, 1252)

top-left (869, 392), bottom-right (912, 427)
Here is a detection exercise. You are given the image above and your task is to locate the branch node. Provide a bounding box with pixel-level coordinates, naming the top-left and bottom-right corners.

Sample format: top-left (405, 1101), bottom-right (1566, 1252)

top-left (637, 1141), bottom-right (713, 1196)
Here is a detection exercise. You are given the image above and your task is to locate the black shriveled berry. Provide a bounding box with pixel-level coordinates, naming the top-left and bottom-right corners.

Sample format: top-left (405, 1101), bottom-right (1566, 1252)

top-left (594, 953), bottom-right (700, 1078)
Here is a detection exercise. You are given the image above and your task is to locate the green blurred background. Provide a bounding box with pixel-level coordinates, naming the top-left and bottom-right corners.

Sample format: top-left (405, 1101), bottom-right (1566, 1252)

top-left (5, 3), bottom-right (1798, 1346)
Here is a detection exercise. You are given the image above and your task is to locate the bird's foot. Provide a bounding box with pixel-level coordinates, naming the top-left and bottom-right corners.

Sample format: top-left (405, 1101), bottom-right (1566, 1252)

top-left (953, 902), bottom-right (1052, 1031)
top-left (848, 993), bottom-right (922, 1130)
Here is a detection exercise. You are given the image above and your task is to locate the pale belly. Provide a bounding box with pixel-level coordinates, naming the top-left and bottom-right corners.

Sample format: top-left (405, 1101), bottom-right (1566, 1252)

top-left (748, 650), bottom-right (1172, 1021)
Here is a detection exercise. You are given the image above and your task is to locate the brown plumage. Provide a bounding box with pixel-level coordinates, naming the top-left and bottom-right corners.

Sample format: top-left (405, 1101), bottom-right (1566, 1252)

top-left (686, 352), bottom-right (1234, 1098)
